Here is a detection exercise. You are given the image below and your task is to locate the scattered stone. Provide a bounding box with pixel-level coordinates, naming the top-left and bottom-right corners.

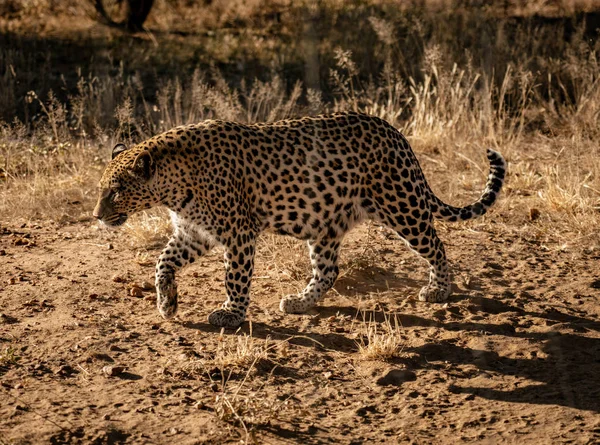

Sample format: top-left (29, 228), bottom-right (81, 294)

top-left (141, 281), bottom-right (154, 290)
top-left (129, 286), bottom-right (144, 298)
top-left (376, 369), bottom-right (417, 386)
top-left (112, 275), bottom-right (125, 283)
top-left (323, 371), bottom-right (334, 380)
top-left (88, 293), bottom-right (99, 300)
top-left (103, 365), bottom-right (126, 377)
top-left (102, 414), bottom-right (111, 421)
top-left (54, 365), bottom-right (76, 377)
top-left (194, 401), bottom-right (206, 410)
top-left (14, 238), bottom-right (34, 246)
top-left (107, 243), bottom-right (114, 250)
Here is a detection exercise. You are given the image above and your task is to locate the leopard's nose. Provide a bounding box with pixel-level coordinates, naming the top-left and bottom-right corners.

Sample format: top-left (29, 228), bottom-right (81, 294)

top-left (92, 203), bottom-right (103, 219)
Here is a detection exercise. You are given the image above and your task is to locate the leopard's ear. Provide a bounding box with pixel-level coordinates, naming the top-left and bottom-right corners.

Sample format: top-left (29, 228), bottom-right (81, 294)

top-left (130, 150), bottom-right (154, 180)
top-left (112, 143), bottom-right (128, 159)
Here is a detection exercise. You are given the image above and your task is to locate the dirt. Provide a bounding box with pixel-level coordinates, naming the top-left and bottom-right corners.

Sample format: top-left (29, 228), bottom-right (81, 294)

top-left (1, 217), bottom-right (599, 444)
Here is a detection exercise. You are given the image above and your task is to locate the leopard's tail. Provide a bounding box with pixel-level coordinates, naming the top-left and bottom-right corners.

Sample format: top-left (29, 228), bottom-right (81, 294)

top-left (428, 149), bottom-right (506, 222)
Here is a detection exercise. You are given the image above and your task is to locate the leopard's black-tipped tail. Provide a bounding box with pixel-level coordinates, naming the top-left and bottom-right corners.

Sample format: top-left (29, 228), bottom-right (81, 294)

top-left (429, 149), bottom-right (506, 222)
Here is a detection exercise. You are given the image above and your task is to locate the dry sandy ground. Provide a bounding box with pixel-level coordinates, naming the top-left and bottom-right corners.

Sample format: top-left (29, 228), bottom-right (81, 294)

top-left (1, 214), bottom-right (599, 444)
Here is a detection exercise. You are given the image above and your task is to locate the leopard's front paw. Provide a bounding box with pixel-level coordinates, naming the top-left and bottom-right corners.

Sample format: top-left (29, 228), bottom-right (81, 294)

top-left (156, 280), bottom-right (178, 319)
top-left (208, 309), bottom-right (245, 328)
top-left (279, 295), bottom-right (314, 314)
top-left (418, 285), bottom-right (450, 303)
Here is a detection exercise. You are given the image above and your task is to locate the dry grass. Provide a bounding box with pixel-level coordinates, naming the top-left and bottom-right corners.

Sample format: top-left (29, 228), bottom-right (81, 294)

top-left (0, 0), bottom-right (599, 250)
top-left (355, 311), bottom-right (405, 361)
top-left (214, 325), bottom-right (272, 369)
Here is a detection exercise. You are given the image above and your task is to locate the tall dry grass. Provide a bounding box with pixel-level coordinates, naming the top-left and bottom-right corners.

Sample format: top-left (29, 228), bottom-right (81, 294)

top-left (0, 0), bottom-right (599, 248)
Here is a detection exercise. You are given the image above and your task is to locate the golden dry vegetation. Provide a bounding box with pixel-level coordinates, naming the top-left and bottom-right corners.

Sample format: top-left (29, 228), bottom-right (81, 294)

top-left (1, 1), bottom-right (600, 444)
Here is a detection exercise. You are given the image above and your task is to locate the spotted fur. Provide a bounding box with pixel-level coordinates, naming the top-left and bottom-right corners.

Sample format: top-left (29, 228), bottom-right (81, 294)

top-left (93, 112), bottom-right (506, 328)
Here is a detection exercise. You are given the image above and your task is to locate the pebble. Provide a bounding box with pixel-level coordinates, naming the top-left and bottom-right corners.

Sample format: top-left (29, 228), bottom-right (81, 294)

top-left (112, 275), bottom-right (125, 283)
top-left (141, 281), bottom-right (154, 290)
top-left (129, 286), bottom-right (144, 298)
top-left (103, 365), bottom-right (126, 377)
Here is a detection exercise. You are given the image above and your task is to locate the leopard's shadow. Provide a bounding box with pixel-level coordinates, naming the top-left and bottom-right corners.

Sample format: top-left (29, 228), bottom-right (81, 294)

top-left (333, 264), bottom-right (425, 296)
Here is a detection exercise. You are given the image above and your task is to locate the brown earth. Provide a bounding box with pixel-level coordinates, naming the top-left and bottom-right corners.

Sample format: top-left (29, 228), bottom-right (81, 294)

top-left (1, 212), bottom-right (599, 445)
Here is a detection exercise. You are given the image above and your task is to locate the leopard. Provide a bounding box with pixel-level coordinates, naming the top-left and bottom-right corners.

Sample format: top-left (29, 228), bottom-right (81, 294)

top-left (93, 111), bottom-right (506, 328)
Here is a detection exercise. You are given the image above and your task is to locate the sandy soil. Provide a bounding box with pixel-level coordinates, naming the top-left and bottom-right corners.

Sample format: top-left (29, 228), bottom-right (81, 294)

top-left (1, 215), bottom-right (599, 444)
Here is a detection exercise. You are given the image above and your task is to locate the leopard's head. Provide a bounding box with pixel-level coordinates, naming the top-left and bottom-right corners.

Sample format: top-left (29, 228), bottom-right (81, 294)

top-left (93, 144), bottom-right (158, 227)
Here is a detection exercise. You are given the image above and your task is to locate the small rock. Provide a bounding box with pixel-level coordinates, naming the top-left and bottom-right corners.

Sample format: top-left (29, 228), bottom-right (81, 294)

top-left (102, 414), bottom-right (111, 420)
top-left (169, 427), bottom-right (179, 435)
top-left (323, 371), bottom-right (333, 380)
top-left (54, 365), bottom-right (76, 377)
top-left (88, 293), bottom-right (99, 300)
top-left (14, 404), bottom-right (27, 411)
top-left (112, 275), bottom-right (125, 283)
top-left (0, 250), bottom-right (6, 256)
top-left (141, 281), bottom-right (154, 290)
top-left (107, 243), bottom-right (114, 250)
top-left (210, 383), bottom-right (219, 392)
top-left (13, 383), bottom-right (22, 390)
top-left (129, 286), bottom-right (144, 298)
top-left (376, 369), bottom-right (417, 386)
top-left (103, 365), bottom-right (126, 377)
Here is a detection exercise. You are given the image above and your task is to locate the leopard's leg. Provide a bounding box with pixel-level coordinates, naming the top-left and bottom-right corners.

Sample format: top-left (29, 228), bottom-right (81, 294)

top-left (156, 227), bottom-right (215, 318)
top-left (280, 236), bottom-right (341, 314)
top-left (395, 222), bottom-right (450, 302)
top-left (208, 231), bottom-right (256, 328)
top-left (370, 193), bottom-right (450, 302)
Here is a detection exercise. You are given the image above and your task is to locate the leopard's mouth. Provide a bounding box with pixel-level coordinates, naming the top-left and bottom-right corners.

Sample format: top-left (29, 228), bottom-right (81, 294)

top-left (101, 213), bottom-right (128, 227)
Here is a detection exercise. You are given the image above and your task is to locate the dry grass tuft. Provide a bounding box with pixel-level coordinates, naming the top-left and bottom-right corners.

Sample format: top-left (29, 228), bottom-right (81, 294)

top-left (355, 311), bottom-right (404, 361)
top-left (214, 324), bottom-right (271, 369)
